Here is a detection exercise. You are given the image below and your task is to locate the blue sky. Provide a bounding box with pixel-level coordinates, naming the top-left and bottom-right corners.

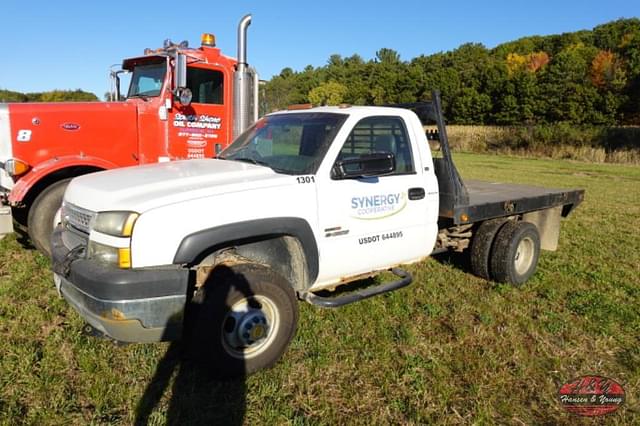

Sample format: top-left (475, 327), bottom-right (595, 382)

top-left (0, 0), bottom-right (637, 98)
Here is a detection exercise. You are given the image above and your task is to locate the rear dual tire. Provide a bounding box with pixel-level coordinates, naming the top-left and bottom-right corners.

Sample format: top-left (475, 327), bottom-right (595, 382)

top-left (470, 218), bottom-right (508, 280)
top-left (470, 219), bottom-right (541, 285)
top-left (490, 221), bottom-right (540, 285)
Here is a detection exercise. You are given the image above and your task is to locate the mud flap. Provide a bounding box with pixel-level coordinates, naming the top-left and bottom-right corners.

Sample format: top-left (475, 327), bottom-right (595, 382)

top-left (0, 205), bottom-right (13, 238)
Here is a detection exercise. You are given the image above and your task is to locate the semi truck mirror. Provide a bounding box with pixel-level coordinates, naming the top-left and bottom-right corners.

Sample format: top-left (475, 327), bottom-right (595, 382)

top-left (174, 54), bottom-right (187, 90)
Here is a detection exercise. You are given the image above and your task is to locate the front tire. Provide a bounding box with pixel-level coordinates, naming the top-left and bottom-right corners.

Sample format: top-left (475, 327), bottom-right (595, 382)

top-left (490, 221), bottom-right (541, 285)
top-left (189, 262), bottom-right (298, 378)
top-left (27, 179), bottom-right (70, 256)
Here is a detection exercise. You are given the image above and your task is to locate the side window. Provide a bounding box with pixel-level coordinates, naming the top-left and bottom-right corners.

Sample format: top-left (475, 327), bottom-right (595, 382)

top-left (336, 116), bottom-right (414, 174)
top-left (187, 68), bottom-right (224, 104)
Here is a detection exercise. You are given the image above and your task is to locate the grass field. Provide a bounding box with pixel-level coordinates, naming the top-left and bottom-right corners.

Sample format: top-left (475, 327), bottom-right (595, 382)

top-left (1, 153), bottom-right (639, 425)
top-left (439, 125), bottom-right (640, 164)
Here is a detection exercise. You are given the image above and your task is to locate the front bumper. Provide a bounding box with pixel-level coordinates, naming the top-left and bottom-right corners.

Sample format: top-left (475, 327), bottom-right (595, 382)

top-left (51, 226), bottom-right (190, 342)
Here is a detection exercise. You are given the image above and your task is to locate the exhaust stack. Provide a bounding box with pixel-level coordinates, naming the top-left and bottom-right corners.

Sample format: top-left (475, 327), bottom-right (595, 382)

top-left (233, 14), bottom-right (257, 139)
top-left (237, 14), bottom-right (251, 73)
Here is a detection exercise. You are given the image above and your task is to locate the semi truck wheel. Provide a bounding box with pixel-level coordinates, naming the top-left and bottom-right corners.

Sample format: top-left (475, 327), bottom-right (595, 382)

top-left (189, 261), bottom-right (298, 378)
top-left (469, 218), bottom-right (508, 280)
top-left (490, 221), bottom-right (540, 285)
top-left (27, 179), bottom-right (71, 256)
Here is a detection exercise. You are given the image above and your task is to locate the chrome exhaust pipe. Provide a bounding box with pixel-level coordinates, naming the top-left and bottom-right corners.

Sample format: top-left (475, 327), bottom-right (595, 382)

top-left (233, 14), bottom-right (254, 139)
top-left (237, 14), bottom-right (251, 73)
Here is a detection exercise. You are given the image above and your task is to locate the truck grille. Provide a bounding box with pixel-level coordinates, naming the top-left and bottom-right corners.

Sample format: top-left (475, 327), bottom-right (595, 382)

top-left (62, 202), bottom-right (95, 234)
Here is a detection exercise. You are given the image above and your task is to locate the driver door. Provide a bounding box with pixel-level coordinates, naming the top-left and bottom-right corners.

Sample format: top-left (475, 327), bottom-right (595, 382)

top-left (315, 115), bottom-right (433, 285)
top-left (168, 65), bottom-right (231, 159)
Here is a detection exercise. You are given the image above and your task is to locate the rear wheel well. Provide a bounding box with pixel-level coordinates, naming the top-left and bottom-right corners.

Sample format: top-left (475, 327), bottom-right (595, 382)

top-left (13, 166), bottom-right (104, 226)
top-left (194, 235), bottom-right (311, 293)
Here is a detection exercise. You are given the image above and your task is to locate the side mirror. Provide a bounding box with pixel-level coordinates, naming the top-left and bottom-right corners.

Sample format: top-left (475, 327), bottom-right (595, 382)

top-left (173, 54), bottom-right (192, 106)
top-left (175, 87), bottom-right (192, 106)
top-left (109, 69), bottom-right (129, 101)
top-left (174, 53), bottom-right (187, 90)
top-left (333, 152), bottom-right (395, 179)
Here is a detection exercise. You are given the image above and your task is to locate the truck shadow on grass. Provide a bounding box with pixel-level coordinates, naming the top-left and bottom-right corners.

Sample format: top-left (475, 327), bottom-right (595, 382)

top-left (432, 251), bottom-right (471, 275)
top-left (133, 341), bottom-right (246, 425)
top-left (12, 226), bottom-right (36, 251)
top-left (135, 265), bottom-right (252, 426)
top-left (431, 251), bottom-right (511, 289)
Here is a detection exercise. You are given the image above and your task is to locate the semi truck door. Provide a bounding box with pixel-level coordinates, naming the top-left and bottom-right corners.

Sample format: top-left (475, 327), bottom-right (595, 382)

top-left (316, 116), bottom-right (433, 284)
top-left (168, 65), bottom-right (231, 159)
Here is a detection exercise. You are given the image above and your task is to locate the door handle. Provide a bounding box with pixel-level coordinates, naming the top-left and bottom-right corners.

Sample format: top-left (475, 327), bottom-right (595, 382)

top-left (408, 187), bottom-right (425, 200)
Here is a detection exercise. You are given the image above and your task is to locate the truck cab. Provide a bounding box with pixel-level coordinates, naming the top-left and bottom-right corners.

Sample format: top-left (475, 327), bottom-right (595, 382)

top-left (0, 15), bottom-right (257, 255)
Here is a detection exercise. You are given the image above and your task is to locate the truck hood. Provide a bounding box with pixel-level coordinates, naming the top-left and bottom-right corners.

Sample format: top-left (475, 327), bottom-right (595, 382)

top-left (8, 102), bottom-right (139, 174)
top-left (65, 159), bottom-right (288, 212)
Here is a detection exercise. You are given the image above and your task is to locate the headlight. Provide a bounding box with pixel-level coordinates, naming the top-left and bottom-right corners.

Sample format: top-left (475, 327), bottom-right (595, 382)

top-left (91, 211), bottom-right (139, 237)
top-left (88, 241), bottom-right (118, 264)
top-left (87, 241), bottom-right (132, 269)
top-left (88, 211), bottom-right (138, 268)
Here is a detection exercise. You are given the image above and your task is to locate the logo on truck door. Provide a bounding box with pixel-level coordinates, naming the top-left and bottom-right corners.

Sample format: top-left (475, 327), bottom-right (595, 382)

top-left (350, 192), bottom-right (407, 220)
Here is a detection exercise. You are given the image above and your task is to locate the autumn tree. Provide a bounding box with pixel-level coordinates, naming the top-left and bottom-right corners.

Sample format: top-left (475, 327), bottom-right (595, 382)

top-left (262, 18), bottom-right (640, 125)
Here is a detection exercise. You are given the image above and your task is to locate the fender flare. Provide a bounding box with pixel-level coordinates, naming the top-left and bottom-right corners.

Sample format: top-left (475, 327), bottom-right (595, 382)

top-left (9, 155), bottom-right (120, 203)
top-left (173, 217), bottom-right (319, 283)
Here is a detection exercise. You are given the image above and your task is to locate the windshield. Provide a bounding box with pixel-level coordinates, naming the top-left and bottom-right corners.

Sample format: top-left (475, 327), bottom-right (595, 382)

top-left (220, 112), bottom-right (348, 175)
top-left (127, 60), bottom-right (167, 98)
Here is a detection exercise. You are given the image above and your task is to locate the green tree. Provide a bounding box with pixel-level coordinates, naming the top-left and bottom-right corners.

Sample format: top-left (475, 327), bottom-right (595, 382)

top-left (261, 18), bottom-right (640, 126)
top-left (308, 81), bottom-right (348, 105)
top-left (450, 87), bottom-right (492, 124)
top-left (38, 89), bottom-right (98, 102)
top-left (0, 89), bottom-right (28, 102)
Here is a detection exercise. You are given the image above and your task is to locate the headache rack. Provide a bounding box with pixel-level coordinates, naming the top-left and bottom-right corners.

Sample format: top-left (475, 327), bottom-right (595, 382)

top-left (385, 92), bottom-right (584, 226)
top-left (385, 91), bottom-right (469, 221)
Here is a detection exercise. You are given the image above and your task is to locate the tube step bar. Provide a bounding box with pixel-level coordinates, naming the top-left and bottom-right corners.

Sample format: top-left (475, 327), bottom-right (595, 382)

top-left (301, 268), bottom-right (412, 308)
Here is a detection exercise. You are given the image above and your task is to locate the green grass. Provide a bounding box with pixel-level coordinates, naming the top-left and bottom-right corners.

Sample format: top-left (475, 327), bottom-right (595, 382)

top-left (1, 153), bottom-right (639, 424)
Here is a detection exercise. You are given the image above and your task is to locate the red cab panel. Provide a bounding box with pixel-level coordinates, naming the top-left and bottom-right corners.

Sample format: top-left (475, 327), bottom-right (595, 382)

top-left (9, 101), bottom-right (139, 171)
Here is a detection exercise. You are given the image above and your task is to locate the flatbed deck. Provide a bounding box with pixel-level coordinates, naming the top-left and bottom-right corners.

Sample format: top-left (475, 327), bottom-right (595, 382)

top-left (441, 179), bottom-right (584, 225)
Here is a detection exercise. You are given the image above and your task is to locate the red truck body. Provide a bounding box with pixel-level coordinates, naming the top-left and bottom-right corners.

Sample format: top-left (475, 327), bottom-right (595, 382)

top-left (0, 15), bottom-right (256, 253)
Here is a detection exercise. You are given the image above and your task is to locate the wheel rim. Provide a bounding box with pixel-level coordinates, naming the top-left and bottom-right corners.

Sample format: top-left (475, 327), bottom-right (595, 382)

top-left (514, 236), bottom-right (535, 275)
top-left (221, 295), bottom-right (280, 360)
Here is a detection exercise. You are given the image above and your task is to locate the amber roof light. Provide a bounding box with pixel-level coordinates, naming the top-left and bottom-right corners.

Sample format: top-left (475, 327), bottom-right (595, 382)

top-left (201, 33), bottom-right (216, 47)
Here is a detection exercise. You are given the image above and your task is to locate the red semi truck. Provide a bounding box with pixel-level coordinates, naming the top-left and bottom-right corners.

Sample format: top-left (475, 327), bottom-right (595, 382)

top-left (0, 15), bottom-right (258, 254)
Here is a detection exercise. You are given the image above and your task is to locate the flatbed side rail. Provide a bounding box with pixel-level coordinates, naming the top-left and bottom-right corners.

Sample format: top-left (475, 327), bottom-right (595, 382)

top-left (455, 188), bottom-right (585, 225)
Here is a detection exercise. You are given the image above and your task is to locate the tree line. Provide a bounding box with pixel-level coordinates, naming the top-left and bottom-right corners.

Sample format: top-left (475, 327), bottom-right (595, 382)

top-left (261, 18), bottom-right (640, 126)
top-left (0, 89), bottom-right (98, 103)
top-left (2, 18), bottom-right (638, 128)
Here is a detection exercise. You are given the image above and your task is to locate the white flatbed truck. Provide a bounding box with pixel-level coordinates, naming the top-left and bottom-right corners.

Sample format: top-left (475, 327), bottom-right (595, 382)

top-left (51, 93), bottom-right (584, 376)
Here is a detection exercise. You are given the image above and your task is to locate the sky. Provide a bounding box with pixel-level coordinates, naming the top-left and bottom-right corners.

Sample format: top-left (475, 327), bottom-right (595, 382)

top-left (0, 0), bottom-right (638, 98)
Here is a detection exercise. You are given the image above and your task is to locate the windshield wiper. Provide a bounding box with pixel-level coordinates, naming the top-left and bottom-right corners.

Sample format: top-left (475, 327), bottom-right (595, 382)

top-left (233, 157), bottom-right (288, 174)
top-left (127, 94), bottom-right (149, 101)
top-left (234, 157), bottom-right (269, 167)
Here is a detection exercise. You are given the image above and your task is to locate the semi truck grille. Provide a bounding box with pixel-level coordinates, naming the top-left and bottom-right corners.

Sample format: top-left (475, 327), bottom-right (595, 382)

top-left (62, 202), bottom-right (95, 234)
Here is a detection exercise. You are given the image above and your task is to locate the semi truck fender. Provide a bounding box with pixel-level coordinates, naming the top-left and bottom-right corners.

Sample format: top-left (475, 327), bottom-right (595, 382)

top-left (8, 155), bottom-right (119, 204)
top-left (173, 217), bottom-right (319, 283)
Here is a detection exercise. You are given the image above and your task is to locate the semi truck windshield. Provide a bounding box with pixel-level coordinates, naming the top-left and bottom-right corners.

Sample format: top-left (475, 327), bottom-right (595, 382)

top-left (127, 61), bottom-right (166, 98)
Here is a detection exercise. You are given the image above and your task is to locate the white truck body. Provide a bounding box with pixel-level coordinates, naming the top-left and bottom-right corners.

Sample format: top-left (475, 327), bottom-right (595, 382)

top-left (51, 97), bottom-right (582, 375)
top-left (63, 107), bottom-right (439, 289)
